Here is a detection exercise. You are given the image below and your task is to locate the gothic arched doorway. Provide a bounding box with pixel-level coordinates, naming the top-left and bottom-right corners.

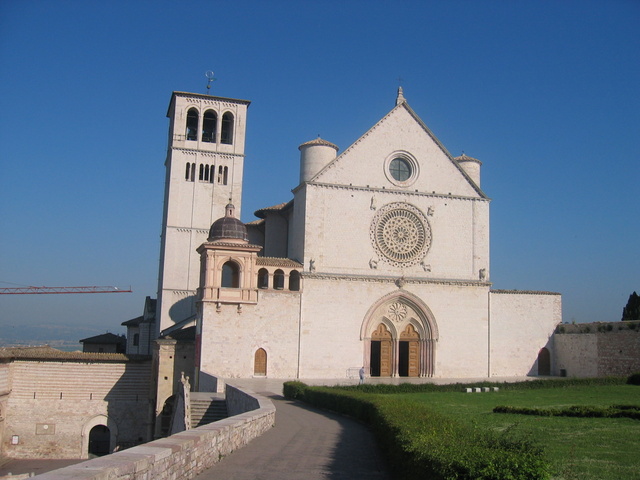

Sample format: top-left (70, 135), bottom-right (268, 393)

top-left (361, 291), bottom-right (438, 377)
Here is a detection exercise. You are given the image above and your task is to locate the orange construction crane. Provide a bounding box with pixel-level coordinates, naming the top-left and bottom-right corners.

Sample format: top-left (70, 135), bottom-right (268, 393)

top-left (0, 286), bottom-right (132, 294)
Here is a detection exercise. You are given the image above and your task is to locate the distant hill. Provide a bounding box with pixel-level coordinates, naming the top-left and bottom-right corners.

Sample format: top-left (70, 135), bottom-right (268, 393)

top-left (0, 323), bottom-right (125, 352)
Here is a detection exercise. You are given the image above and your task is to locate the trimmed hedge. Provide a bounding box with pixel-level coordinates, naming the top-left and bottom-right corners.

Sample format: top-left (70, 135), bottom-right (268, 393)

top-left (494, 404), bottom-right (640, 420)
top-left (331, 376), bottom-right (626, 395)
top-left (283, 382), bottom-right (550, 480)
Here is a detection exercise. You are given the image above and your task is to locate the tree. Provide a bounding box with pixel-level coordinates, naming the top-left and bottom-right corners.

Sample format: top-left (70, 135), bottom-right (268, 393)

top-left (621, 291), bottom-right (640, 321)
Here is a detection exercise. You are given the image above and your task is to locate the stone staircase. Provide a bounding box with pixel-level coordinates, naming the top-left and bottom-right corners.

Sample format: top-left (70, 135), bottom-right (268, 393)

top-left (190, 392), bottom-right (228, 428)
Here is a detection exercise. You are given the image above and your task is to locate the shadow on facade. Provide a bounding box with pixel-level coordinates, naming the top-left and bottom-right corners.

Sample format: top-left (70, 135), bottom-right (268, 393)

top-left (85, 359), bottom-right (152, 458)
top-left (167, 295), bottom-right (198, 330)
top-left (526, 337), bottom-right (554, 377)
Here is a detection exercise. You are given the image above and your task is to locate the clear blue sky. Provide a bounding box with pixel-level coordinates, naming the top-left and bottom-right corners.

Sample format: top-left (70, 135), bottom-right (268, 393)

top-left (1, 0), bottom-right (638, 344)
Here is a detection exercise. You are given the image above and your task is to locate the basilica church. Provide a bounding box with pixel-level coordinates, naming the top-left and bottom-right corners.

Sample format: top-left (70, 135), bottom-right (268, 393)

top-left (155, 88), bottom-right (561, 390)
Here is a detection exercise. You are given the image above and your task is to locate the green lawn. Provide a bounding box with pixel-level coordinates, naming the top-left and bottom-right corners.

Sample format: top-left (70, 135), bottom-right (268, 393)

top-left (396, 385), bottom-right (640, 480)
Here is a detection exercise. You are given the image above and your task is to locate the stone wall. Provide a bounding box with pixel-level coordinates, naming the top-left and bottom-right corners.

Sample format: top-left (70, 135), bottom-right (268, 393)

top-left (34, 385), bottom-right (275, 480)
top-left (489, 290), bottom-right (561, 377)
top-left (2, 353), bottom-right (152, 459)
top-left (554, 322), bottom-right (640, 377)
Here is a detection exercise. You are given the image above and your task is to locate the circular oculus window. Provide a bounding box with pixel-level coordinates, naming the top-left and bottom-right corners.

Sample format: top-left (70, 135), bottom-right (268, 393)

top-left (389, 158), bottom-right (412, 182)
top-left (370, 203), bottom-right (431, 267)
top-left (384, 153), bottom-right (418, 186)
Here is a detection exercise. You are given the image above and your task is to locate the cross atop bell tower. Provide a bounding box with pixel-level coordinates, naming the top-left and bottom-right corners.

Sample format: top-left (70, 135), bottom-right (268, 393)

top-left (156, 91), bottom-right (251, 335)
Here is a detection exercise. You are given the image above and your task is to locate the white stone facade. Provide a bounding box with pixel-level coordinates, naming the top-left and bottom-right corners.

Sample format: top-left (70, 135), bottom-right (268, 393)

top-left (157, 93), bottom-right (250, 336)
top-left (158, 88), bottom-right (561, 385)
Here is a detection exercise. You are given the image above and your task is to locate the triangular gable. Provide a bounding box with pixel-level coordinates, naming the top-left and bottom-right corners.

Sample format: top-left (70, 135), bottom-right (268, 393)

top-left (311, 101), bottom-right (487, 199)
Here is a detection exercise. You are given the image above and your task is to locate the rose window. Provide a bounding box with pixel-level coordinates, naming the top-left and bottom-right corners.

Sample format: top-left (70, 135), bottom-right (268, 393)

top-left (370, 203), bottom-right (431, 267)
top-left (387, 302), bottom-right (408, 323)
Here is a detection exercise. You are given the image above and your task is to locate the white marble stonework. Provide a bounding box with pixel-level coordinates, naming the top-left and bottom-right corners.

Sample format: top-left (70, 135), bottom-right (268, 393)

top-left (158, 88), bottom-right (561, 386)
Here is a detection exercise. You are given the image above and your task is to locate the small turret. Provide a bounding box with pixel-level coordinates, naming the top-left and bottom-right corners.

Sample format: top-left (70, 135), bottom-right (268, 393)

top-left (298, 137), bottom-right (338, 184)
top-left (208, 203), bottom-right (248, 243)
top-left (455, 153), bottom-right (482, 187)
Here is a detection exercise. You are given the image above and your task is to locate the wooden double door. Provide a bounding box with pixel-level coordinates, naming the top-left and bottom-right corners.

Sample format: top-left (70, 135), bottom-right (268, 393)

top-left (370, 323), bottom-right (420, 377)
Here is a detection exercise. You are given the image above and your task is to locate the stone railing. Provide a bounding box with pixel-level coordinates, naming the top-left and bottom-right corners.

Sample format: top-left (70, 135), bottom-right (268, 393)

top-left (33, 385), bottom-right (275, 479)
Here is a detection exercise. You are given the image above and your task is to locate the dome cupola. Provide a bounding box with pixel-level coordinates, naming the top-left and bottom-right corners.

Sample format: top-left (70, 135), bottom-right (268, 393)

top-left (208, 203), bottom-right (248, 243)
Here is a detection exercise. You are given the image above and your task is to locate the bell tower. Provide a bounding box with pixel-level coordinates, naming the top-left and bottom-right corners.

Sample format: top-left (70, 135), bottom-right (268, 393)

top-left (156, 91), bottom-right (251, 335)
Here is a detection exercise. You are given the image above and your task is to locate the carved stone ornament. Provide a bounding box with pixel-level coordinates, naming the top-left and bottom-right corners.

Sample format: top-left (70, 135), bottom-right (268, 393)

top-left (370, 202), bottom-right (432, 267)
top-left (387, 302), bottom-right (408, 323)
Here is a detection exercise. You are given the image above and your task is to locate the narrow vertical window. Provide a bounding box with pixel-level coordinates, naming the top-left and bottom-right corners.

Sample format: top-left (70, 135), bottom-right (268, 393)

top-left (289, 271), bottom-right (301, 291)
top-left (258, 268), bottom-right (269, 289)
top-left (199, 164), bottom-right (204, 181)
top-left (186, 108), bottom-right (199, 141)
top-left (221, 112), bottom-right (234, 145)
top-left (185, 163), bottom-right (191, 180)
top-left (209, 165), bottom-right (215, 183)
top-left (204, 165), bottom-right (209, 182)
top-left (190, 163), bottom-right (195, 182)
top-left (202, 110), bottom-right (217, 143)
top-left (223, 166), bottom-right (228, 185)
top-left (273, 269), bottom-right (285, 290)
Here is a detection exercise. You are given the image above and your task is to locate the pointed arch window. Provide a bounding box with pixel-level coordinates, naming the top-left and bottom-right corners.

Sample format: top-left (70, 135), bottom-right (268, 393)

top-left (221, 112), bottom-right (234, 144)
top-left (202, 110), bottom-right (217, 143)
top-left (186, 108), bottom-right (199, 141)
top-left (221, 261), bottom-right (240, 288)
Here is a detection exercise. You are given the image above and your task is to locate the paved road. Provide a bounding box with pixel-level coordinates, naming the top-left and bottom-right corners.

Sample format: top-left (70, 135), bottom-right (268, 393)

top-left (196, 393), bottom-right (392, 480)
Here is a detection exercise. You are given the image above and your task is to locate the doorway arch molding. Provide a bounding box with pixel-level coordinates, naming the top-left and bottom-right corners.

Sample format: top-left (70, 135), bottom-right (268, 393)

top-left (81, 414), bottom-right (118, 459)
top-left (360, 290), bottom-right (438, 377)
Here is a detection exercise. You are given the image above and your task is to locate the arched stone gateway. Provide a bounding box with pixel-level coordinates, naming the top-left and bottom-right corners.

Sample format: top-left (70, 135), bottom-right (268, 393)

top-left (361, 291), bottom-right (438, 377)
top-left (81, 414), bottom-right (118, 459)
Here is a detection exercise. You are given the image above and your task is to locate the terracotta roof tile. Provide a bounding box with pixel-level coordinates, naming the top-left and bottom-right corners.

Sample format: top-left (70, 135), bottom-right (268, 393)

top-left (298, 137), bottom-right (339, 151)
top-left (256, 257), bottom-right (303, 268)
top-left (0, 345), bottom-right (149, 362)
top-left (254, 200), bottom-right (293, 219)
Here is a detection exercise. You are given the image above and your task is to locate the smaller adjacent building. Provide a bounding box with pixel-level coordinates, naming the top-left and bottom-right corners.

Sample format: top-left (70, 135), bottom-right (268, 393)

top-left (121, 296), bottom-right (157, 355)
top-left (0, 346), bottom-right (153, 459)
top-left (79, 333), bottom-right (126, 354)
